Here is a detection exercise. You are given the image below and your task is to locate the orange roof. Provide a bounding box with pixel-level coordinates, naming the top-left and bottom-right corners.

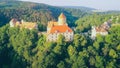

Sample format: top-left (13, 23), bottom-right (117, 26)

top-left (59, 13), bottom-right (66, 19)
top-left (49, 25), bottom-right (73, 33)
top-left (95, 27), bottom-right (107, 32)
top-left (100, 28), bottom-right (107, 32)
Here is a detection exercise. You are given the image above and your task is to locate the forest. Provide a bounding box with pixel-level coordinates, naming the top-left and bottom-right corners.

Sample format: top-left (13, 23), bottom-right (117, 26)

top-left (0, 0), bottom-right (120, 68)
top-left (75, 13), bottom-right (120, 33)
top-left (0, 0), bottom-right (88, 30)
top-left (0, 21), bottom-right (120, 68)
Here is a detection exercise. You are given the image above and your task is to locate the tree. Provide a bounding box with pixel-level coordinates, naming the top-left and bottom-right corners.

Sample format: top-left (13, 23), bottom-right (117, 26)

top-left (89, 56), bottom-right (95, 66)
top-left (106, 60), bottom-right (116, 68)
top-left (0, 25), bottom-right (10, 67)
top-left (10, 28), bottom-right (38, 67)
top-left (73, 34), bottom-right (87, 51)
top-left (57, 61), bottom-right (65, 68)
top-left (93, 41), bottom-right (100, 50)
top-left (72, 55), bottom-right (87, 68)
top-left (116, 44), bottom-right (120, 51)
top-left (53, 44), bottom-right (63, 55)
top-left (109, 49), bottom-right (118, 58)
top-left (57, 34), bottom-right (65, 45)
top-left (95, 56), bottom-right (104, 68)
top-left (67, 45), bottom-right (77, 57)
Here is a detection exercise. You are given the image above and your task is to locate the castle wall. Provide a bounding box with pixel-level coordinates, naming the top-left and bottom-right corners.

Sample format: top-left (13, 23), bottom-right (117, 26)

top-left (47, 32), bottom-right (74, 42)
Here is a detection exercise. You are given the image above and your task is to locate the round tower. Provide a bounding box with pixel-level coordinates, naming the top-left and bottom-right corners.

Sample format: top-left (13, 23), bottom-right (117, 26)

top-left (58, 13), bottom-right (67, 25)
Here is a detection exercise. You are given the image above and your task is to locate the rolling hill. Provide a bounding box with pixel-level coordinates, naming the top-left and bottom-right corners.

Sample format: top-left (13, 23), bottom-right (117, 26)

top-left (0, 0), bottom-right (91, 30)
top-left (62, 6), bottom-right (95, 12)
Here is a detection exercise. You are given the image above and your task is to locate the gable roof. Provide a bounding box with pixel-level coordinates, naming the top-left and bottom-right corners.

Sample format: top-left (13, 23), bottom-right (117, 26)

top-left (95, 27), bottom-right (107, 32)
top-left (49, 25), bottom-right (73, 33)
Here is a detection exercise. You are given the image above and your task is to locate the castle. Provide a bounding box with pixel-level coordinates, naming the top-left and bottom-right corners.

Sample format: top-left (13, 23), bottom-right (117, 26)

top-left (91, 21), bottom-right (111, 39)
top-left (9, 18), bottom-right (38, 30)
top-left (46, 13), bottom-right (74, 41)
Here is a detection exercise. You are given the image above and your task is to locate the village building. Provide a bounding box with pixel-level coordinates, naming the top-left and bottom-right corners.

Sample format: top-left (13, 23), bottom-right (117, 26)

top-left (9, 18), bottom-right (38, 30)
top-left (46, 13), bottom-right (74, 41)
top-left (91, 21), bottom-right (111, 39)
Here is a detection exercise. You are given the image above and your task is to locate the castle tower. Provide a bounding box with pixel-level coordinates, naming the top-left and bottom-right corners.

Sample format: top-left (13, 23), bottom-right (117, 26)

top-left (21, 19), bottom-right (24, 23)
top-left (58, 13), bottom-right (67, 25)
top-left (47, 21), bottom-right (51, 32)
top-left (91, 26), bottom-right (96, 39)
top-left (47, 21), bottom-right (54, 32)
top-left (9, 18), bottom-right (17, 27)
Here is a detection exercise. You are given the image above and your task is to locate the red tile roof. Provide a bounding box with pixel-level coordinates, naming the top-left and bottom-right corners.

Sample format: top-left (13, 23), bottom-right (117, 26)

top-left (95, 27), bottom-right (107, 32)
top-left (49, 25), bottom-right (73, 33)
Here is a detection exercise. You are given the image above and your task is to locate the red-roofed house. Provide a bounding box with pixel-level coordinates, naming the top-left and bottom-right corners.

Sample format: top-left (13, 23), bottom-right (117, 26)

top-left (91, 21), bottom-right (111, 39)
top-left (47, 13), bottom-right (74, 41)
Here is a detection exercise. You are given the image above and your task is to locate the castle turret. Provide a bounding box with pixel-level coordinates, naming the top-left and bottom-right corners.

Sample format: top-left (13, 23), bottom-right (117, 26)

top-left (91, 26), bottom-right (96, 39)
top-left (47, 21), bottom-right (51, 32)
top-left (58, 13), bottom-right (67, 25)
top-left (9, 18), bottom-right (17, 27)
top-left (21, 19), bottom-right (24, 23)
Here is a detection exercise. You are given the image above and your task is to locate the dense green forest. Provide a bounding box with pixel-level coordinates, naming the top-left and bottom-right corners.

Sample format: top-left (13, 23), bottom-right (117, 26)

top-left (75, 13), bottom-right (120, 33)
top-left (0, 0), bottom-right (120, 68)
top-left (0, 22), bottom-right (120, 68)
top-left (0, 0), bottom-right (89, 30)
top-left (62, 6), bottom-right (95, 13)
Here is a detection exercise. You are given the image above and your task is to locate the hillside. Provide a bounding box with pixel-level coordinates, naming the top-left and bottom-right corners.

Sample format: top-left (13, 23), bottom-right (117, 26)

top-left (0, 1), bottom-right (89, 30)
top-left (0, 1), bottom-right (120, 68)
top-left (0, 16), bottom-right (120, 68)
top-left (62, 6), bottom-right (95, 12)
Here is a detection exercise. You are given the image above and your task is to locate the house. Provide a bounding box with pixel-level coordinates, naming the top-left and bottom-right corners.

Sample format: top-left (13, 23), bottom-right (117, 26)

top-left (9, 18), bottom-right (38, 30)
top-left (91, 21), bottom-right (111, 39)
top-left (46, 13), bottom-right (74, 41)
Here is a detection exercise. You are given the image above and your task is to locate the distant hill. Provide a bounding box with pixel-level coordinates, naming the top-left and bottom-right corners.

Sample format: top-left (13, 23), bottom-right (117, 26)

top-left (92, 10), bottom-right (120, 14)
top-left (62, 6), bottom-right (95, 12)
top-left (63, 6), bottom-right (120, 14)
top-left (0, 1), bottom-right (90, 29)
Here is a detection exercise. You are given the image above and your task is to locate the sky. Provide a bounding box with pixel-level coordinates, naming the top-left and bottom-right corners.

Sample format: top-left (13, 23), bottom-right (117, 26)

top-left (21, 0), bottom-right (120, 10)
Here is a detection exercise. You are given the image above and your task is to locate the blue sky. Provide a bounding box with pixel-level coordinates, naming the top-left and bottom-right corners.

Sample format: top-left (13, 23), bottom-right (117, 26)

top-left (21, 0), bottom-right (120, 10)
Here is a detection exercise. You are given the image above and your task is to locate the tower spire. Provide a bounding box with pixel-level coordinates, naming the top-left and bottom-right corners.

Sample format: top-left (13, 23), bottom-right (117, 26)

top-left (58, 13), bottom-right (67, 25)
top-left (59, 13), bottom-right (66, 19)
